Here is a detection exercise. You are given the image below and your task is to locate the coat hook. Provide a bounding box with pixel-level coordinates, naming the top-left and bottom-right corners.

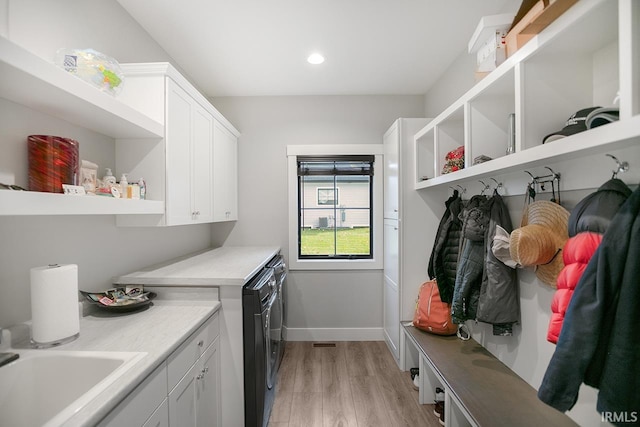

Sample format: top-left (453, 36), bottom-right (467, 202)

top-left (524, 170), bottom-right (535, 182)
top-left (490, 178), bottom-right (503, 193)
top-left (606, 154), bottom-right (629, 179)
top-left (478, 180), bottom-right (490, 195)
top-left (544, 166), bottom-right (561, 180)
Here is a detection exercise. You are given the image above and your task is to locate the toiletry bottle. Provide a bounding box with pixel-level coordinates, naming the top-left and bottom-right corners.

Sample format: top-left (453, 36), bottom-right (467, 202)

top-left (138, 177), bottom-right (146, 200)
top-left (119, 173), bottom-right (128, 198)
top-left (103, 168), bottom-right (116, 187)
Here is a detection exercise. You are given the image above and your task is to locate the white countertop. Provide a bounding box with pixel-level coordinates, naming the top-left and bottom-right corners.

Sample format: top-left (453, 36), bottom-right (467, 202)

top-left (7, 297), bottom-right (220, 427)
top-left (114, 246), bottom-right (280, 286)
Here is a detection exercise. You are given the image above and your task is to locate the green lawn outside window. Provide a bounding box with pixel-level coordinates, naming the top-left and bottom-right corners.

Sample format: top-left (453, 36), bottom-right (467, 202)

top-left (300, 227), bottom-right (370, 256)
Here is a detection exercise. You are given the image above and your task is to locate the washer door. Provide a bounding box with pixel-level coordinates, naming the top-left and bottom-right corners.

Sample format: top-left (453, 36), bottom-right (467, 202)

top-left (264, 287), bottom-right (282, 390)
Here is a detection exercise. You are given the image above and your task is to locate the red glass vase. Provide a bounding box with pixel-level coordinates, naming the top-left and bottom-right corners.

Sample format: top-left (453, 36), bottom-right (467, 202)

top-left (28, 135), bottom-right (79, 193)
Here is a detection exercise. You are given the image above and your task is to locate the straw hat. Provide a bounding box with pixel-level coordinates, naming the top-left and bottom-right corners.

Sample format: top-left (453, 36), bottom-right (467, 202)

top-left (509, 201), bottom-right (570, 287)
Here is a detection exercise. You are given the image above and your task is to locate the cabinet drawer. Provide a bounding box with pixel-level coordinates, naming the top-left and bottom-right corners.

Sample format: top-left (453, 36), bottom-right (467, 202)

top-left (98, 362), bottom-right (168, 427)
top-left (167, 313), bottom-right (219, 391)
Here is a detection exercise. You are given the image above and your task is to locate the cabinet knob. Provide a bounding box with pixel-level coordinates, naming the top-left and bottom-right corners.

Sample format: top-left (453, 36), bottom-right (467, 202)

top-left (204, 366), bottom-right (209, 373)
top-left (197, 373), bottom-right (204, 380)
top-left (197, 340), bottom-right (204, 347)
top-left (393, 209), bottom-right (398, 212)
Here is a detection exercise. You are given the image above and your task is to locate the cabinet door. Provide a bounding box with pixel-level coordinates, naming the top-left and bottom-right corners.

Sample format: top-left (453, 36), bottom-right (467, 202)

top-left (169, 362), bottom-right (199, 427)
top-left (197, 339), bottom-right (220, 427)
top-left (383, 126), bottom-right (399, 220)
top-left (383, 218), bottom-right (400, 360)
top-left (143, 399), bottom-right (169, 427)
top-left (383, 274), bottom-right (400, 360)
top-left (165, 79), bottom-right (194, 226)
top-left (192, 104), bottom-right (214, 223)
top-left (212, 120), bottom-right (238, 222)
top-left (384, 219), bottom-right (400, 284)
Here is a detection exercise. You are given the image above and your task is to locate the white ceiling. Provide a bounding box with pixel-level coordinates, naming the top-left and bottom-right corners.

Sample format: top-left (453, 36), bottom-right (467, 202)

top-left (116, 0), bottom-right (519, 97)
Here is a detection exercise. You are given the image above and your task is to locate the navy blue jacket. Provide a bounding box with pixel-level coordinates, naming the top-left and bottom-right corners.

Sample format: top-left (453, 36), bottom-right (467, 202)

top-left (538, 186), bottom-right (640, 423)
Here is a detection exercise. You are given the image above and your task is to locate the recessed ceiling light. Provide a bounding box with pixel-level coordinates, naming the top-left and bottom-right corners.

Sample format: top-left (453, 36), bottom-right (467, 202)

top-left (307, 53), bottom-right (325, 65)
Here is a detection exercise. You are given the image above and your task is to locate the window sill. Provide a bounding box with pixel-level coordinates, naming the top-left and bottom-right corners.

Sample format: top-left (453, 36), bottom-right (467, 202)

top-left (288, 258), bottom-right (383, 271)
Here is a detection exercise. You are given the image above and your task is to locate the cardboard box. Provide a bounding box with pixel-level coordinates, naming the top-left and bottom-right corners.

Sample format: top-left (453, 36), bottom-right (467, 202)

top-left (505, 0), bottom-right (547, 57)
top-left (505, 0), bottom-right (579, 57)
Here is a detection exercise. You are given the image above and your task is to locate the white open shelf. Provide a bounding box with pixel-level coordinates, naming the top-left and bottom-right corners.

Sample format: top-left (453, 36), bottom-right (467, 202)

top-left (0, 37), bottom-right (164, 139)
top-left (0, 37), bottom-right (168, 217)
top-left (0, 191), bottom-right (164, 216)
top-left (415, 0), bottom-right (639, 191)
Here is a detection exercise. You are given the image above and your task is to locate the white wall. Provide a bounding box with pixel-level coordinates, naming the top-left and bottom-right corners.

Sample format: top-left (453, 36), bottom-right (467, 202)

top-left (0, 0), bottom-right (215, 328)
top-left (211, 95), bottom-right (425, 339)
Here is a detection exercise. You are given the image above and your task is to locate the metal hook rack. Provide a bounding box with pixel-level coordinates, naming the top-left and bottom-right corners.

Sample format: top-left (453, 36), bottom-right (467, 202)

top-left (606, 154), bottom-right (629, 179)
top-left (522, 167), bottom-right (562, 204)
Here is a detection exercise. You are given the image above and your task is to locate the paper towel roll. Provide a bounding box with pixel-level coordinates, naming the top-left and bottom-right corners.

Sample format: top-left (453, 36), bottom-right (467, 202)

top-left (30, 264), bottom-right (80, 346)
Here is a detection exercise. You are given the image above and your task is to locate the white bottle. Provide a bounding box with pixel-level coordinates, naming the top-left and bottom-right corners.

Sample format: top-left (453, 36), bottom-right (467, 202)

top-left (119, 173), bottom-right (128, 198)
top-left (103, 168), bottom-right (116, 187)
top-left (138, 177), bottom-right (146, 200)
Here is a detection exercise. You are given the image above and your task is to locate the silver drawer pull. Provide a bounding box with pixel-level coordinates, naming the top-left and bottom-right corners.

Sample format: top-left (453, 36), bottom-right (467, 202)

top-left (204, 366), bottom-right (209, 373)
top-left (197, 373), bottom-right (204, 380)
top-left (197, 340), bottom-right (204, 347)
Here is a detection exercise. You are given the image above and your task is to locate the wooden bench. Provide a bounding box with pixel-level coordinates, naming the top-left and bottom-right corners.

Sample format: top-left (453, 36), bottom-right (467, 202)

top-left (401, 322), bottom-right (577, 427)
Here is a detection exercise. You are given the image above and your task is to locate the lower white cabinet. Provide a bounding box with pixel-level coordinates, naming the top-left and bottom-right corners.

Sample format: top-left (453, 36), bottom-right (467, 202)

top-left (98, 363), bottom-right (168, 427)
top-left (98, 313), bottom-right (220, 427)
top-left (169, 338), bottom-right (220, 427)
top-left (143, 400), bottom-right (169, 427)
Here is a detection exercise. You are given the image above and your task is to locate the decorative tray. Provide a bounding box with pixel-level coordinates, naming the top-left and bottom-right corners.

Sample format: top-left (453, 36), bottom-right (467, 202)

top-left (80, 287), bottom-right (156, 313)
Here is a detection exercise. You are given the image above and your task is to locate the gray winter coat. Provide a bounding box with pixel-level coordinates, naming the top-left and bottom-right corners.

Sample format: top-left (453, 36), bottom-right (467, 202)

top-left (451, 193), bottom-right (519, 335)
top-left (451, 195), bottom-right (488, 324)
top-left (477, 193), bottom-right (519, 335)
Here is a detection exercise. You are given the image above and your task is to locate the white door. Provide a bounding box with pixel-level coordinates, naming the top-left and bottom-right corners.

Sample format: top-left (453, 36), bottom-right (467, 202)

top-left (213, 120), bottom-right (238, 222)
top-left (383, 219), bottom-right (400, 360)
top-left (197, 340), bottom-right (220, 427)
top-left (165, 79), bottom-right (193, 226)
top-left (383, 124), bottom-right (399, 220)
top-left (192, 104), bottom-right (214, 223)
top-left (168, 362), bottom-right (198, 427)
top-left (142, 399), bottom-right (169, 427)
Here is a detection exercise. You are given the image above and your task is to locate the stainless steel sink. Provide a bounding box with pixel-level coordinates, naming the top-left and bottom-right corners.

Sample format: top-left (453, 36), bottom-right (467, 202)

top-left (0, 349), bottom-right (146, 427)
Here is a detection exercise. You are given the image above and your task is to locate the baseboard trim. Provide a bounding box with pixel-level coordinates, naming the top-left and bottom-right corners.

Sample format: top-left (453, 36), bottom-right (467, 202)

top-left (283, 327), bottom-right (384, 341)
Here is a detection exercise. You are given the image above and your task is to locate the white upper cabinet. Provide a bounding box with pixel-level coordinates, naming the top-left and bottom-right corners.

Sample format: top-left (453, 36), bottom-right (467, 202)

top-left (115, 63), bottom-right (240, 226)
top-left (383, 122), bottom-right (400, 220)
top-left (414, 0), bottom-right (640, 191)
top-left (212, 120), bottom-right (238, 222)
top-left (164, 80), bottom-right (213, 225)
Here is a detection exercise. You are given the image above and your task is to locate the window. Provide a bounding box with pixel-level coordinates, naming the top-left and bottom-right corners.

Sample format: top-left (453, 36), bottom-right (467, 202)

top-left (317, 188), bottom-right (338, 205)
top-left (287, 145), bottom-right (383, 270)
top-left (298, 155), bottom-right (373, 259)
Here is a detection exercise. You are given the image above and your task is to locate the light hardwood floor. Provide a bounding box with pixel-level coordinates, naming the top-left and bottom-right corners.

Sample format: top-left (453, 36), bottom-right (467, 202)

top-left (268, 341), bottom-right (441, 427)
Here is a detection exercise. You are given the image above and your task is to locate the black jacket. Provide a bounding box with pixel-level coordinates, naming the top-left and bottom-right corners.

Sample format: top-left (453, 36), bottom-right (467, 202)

top-left (568, 178), bottom-right (632, 236)
top-left (428, 191), bottom-right (464, 303)
top-left (538, 186), bottom-right (640, 423)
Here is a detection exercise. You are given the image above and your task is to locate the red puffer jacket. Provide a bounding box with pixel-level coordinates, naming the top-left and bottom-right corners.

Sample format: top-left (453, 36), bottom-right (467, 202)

top-left (546, 178), bottom-right (631, 344)
top-left (548, 232), bottom-right (602, 343)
